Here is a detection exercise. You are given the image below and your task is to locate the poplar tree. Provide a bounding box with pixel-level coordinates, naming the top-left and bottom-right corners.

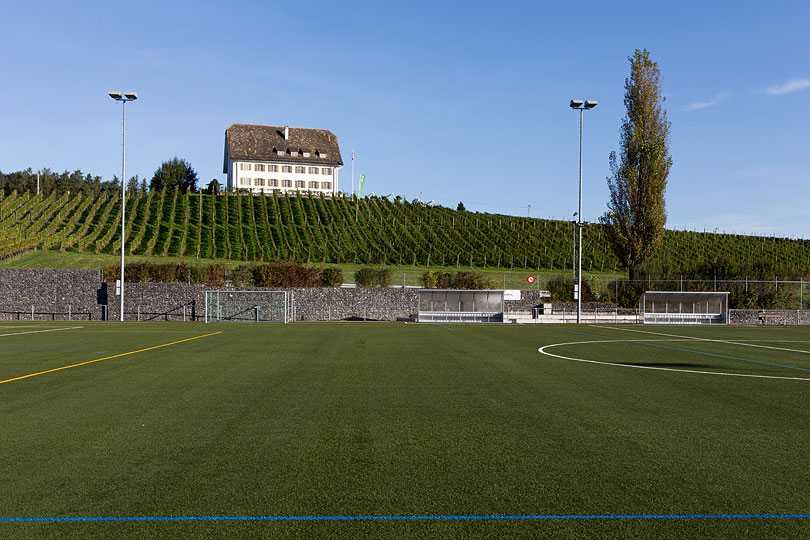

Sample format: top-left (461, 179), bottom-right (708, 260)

top-left (601, 49), bottom-right (672, 280)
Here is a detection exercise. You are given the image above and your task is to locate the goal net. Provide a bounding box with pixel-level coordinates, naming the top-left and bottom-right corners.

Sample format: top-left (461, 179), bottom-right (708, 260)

top-left (640, 291), bottom-right (729, 325)
top-left (205, 290), bottom-right (288, 323)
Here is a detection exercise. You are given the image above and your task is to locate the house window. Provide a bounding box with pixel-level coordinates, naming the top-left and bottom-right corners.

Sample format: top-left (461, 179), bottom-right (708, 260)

top-left (270, 179), bottom-right (278, 187)
top-left (291, 150), bottom-right (299, 157)
top-left (295, 180), bottom-right (305, 188)
top-left (321, 168), bottom-right (332, 175)
top-left (257, 178), bottom-right (265, 187)
top-left (270, 165), bottom-right (278, 172)
top-left (277, 150), bottom-right (285, 156)
top-left (322, 182), bottom-right (332, 190)
top-left (303, 152), bottom-right (311, 157)
top-left (319, 152), bottom-right (327, 158)
top-left (295, 166), bottom-right (306, 173)
top-left (255, 164), bottom-right (265, 172)
top-left (309, 181), bottom-right (319, 189)
top-left (308, 167), bottom-right (318, 174)
top-left (239, 163), bottom-right (252, 171)
top-left (282, 180), bottom-right (292, 188)
top-left (282, 166), bottom-right (292, 173)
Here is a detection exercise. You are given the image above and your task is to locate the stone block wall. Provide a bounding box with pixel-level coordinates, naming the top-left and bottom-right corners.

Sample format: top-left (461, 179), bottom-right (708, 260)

top-left (3, 268), bottom-right (808, 325)
top-left (729, 309), bottom-right (810, 326)
top-left (0, 268), bottom-right (105, 320)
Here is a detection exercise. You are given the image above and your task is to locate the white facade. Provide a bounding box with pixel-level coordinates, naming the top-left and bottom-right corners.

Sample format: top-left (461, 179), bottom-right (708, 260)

top-left (226, 159), bottom-right (340, 195)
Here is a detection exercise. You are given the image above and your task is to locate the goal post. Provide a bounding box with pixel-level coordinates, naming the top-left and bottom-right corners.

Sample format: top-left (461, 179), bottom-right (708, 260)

top-left (640, 291), bottom-right (729, 325)
top-left (205, 290), bottom-right (288, 323)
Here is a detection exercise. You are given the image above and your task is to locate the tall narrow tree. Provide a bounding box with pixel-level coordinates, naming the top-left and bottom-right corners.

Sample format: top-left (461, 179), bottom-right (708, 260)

top-left (601, 49), bottom-right (672, 279)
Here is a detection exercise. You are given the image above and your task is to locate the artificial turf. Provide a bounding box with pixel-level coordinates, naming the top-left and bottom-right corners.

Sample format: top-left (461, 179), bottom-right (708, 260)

top-left (1, 322), bottom-right (809, 539)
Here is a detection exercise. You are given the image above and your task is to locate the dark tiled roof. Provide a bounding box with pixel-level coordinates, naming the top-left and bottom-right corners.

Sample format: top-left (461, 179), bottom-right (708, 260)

top-left (224, 124), bottom-right (343, 172)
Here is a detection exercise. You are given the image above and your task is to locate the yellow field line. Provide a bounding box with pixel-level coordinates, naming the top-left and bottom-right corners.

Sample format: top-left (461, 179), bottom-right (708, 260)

top-left (0, 331), bottom-right (222, 385)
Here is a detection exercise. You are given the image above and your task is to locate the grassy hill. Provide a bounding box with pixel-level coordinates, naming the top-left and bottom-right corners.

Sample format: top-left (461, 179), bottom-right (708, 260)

top-left (1, 189), bottom-right (808, 278)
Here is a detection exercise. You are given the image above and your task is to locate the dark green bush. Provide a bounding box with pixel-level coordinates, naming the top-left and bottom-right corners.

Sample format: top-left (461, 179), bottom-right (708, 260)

top-left (355, 267), bottom-right (392, 287)
top-left (320, 267), bottom-right (343, 287)
top-left (420, 270), bottom-right (495, 289)
top-left (548, 275), bottom-right (598, 302)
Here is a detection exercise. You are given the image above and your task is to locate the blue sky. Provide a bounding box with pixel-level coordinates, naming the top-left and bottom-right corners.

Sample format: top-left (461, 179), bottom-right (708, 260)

top-left (2, 0), bottom-right (808, 238)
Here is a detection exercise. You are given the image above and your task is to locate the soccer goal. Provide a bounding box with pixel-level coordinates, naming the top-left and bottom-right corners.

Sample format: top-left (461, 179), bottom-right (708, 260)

top-left (205, 290), bottom-right (288, 323)
top-left (640, 291), bottom-right (729, 325)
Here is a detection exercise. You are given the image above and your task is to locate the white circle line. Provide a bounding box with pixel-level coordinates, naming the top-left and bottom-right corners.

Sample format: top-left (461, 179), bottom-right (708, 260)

top-left (538, 339), bottom-right (810, 381)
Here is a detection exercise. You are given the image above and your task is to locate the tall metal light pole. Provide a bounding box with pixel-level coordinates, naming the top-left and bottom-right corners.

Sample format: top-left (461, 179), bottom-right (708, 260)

top-left (569, 99), bottom-right (597, 324)
top-left (109, 91), bottom-right (138, 322)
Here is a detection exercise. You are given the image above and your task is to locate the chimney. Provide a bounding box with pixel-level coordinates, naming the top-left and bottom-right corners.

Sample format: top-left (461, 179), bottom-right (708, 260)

top-left (284, 126), bottom-right (289, 140)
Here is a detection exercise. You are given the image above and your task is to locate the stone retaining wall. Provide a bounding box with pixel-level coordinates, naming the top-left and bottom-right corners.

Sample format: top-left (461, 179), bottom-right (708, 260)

top-left (0, 268), bottom-right (105, 320)
top-left (1, 269), bottom-right (809, 325)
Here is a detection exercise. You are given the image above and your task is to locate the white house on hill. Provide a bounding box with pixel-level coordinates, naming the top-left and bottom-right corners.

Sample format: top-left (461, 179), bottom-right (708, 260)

top-left (223, 123), bottom-right (343, 195)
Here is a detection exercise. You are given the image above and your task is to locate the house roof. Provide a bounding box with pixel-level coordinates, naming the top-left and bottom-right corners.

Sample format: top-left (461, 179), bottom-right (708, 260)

top-left (224, 124), bottom-right (343, 173)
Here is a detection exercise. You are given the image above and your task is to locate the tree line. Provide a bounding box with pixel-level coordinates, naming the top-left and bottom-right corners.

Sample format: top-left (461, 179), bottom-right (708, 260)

top-left (0, 157), bottom-right (200, 197)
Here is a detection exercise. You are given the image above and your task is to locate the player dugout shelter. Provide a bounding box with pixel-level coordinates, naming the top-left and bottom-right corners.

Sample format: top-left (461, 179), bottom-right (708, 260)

top-left (640, 291), bottom-right (729, 325)
top-left (417, 289), bottom-right (504, 323)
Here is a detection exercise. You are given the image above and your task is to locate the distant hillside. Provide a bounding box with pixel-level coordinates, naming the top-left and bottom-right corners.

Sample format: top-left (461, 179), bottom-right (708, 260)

top-left (0, 189), bottom-right (807, 278)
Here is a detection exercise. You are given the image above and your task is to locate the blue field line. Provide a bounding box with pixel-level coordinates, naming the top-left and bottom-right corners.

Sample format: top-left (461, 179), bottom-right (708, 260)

top-left (547, 326), bottom-right (810, 374)
top-left (2, 513), bottom-right (810, 523)
top-left (435, 324), bottom-right (454, 331)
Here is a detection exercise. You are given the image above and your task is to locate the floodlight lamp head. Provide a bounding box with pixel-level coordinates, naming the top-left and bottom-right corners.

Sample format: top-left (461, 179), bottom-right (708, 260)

top-left (584, 100), bottom-right (598, 109)
top-left (123, 91), bottom-right (138, 101)
top-left (569, 99), bottom-right (584, 109)
top-left (109, 91), bottom-right (123, 100)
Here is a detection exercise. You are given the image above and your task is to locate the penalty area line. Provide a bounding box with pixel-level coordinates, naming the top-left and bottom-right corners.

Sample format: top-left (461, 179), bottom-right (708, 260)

top-left (0, 332), bottom-right (222, 386)
top-left (0, 326), bottom-right (84, 338)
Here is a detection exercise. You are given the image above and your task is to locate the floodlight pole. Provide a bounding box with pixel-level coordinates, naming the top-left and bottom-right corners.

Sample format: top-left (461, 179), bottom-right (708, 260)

top-left (570, 99), bottom-right (597, 324)
top-left (110, 91), bottom-right (137, 322)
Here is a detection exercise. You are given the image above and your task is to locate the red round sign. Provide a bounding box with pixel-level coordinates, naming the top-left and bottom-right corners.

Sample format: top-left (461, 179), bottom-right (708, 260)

top-left (527, 275), bottom-right (535, 284)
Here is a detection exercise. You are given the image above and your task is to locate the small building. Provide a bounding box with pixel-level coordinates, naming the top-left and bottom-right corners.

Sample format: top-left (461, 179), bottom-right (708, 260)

top-left (417, 289), bottom-right (505, 323)
top-left (223, 123), bottom-right (343, 195)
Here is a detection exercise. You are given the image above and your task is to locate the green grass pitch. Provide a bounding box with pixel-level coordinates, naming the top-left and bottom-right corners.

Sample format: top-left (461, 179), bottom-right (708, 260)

top-left (1, 322), bottom-right (810, 539)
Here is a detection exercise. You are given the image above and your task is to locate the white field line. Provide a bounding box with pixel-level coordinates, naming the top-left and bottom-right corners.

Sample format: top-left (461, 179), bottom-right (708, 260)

top-left (0, 325), bottom-right (49, 329)
top-left (538, 339), bottom-right (810, 381)
top-left (592, 325), bottom-right (810, 356)
top-left (0, 326), bottom-right (84, 338)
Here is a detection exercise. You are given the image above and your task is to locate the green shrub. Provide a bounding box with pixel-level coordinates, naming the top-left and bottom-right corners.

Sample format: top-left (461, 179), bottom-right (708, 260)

top-left (252, 261), bottom-right (321, 287)
top-left (355, 267), bottom-right (392, 287)
top-left (548, 275), bottom-right (599, 303)
top-left (421, 270), bottom-right (439, 289)
top-left (420, 270), bottom-right (495, 289)
top-left (319, 267), bottom-right (343, 287)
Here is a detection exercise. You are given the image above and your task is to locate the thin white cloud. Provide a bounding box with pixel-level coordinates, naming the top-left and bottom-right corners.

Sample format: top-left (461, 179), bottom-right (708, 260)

top-left (683, 92), bottom-right (731, 111)
top-left (759, 78), bottom-right (810, 95)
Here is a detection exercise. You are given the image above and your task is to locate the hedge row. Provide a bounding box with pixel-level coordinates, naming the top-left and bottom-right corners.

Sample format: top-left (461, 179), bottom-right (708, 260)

top-left (420, 270), bottom-right (498, 290)
top-left (102, 261), bottom-right (343, 287)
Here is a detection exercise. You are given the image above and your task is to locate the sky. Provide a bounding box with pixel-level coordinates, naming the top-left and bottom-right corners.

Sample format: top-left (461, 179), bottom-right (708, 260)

top-left (1, 0), bottom-right (808, 238)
